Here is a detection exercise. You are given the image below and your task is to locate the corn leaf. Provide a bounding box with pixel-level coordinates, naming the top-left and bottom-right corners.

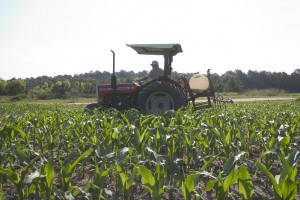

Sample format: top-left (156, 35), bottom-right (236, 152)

top-left (69, 148), bottom-right (94, 175)
top-left (138, 166), bottom-right (155, 187)
top-left (44, 162), bottom-right (54, 189)
top-left (255, 161), bottom-right (282, 198)
top-left (206, 180), bottom-right (217, 191)
top-left (183, 174), bottom-right (195, 193)
top-left (224, 169), bottom-right (237, 192)
top-left (0, 168), bottom-right (20, 187)
top-left (237, 165), bottom-right (253, 199)
top-left (223, 151), bottom-right (246, 176)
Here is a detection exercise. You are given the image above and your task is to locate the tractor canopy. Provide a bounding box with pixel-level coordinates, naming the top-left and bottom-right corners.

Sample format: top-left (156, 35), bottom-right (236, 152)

top-left (126, 44), bottom-right (183, 77)
top-left (126, 44), bottom-right (183, 56)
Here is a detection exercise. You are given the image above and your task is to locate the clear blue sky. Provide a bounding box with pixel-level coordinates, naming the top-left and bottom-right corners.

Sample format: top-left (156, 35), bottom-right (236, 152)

top-left (1, 0), bottom-right (300, 80)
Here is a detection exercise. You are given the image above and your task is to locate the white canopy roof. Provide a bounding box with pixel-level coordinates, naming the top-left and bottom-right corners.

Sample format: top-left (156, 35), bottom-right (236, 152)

top-left (126, 44), bottom-right (183, 56)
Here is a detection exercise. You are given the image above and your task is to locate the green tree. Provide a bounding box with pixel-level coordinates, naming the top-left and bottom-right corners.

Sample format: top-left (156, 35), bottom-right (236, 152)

top-left (224, 76), bottom-right (243, 92)
top-left (221, 71), bottom-right (243, 92)
top-left (234, 70), bottom-right (249, 90)
top-left (5, 78), bottom-right (26, 95)
top-left (289, 70), bottom-right (300, 92)
top-left (293, 68), bottom-right (300, 74)
top-left (211, 73), bottom-right (223, 92)
top-left (51, 80), bottom-right (71, 98)
top-left (0, 78), bottom-right (6, 95)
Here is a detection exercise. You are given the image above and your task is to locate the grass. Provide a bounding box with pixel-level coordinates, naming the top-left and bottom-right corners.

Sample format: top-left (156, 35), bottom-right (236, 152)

top-left (219, 89), bottom-right (300, 99)
top-left (241, 88), bottom-right (287, 97)
top-left (0, 96), bottom-right (95, 104)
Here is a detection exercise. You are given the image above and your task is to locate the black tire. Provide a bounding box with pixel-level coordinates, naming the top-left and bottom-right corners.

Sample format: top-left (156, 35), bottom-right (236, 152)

top-left (138, 81), bottom-right (186, 114)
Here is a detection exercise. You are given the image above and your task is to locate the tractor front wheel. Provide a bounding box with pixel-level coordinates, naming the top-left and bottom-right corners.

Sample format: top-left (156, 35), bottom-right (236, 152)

top-left (138, 81), bottom-right (186, 114)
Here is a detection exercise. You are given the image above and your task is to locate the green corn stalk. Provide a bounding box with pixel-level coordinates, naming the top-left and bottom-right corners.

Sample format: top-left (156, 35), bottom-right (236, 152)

top-left (197, 151), bottom-right (253, 200)
top-left (236, 165), bottom-right (254, 200)
top-left (0, 167), bottom-right (24, 199)
top-left (195, 131), bottom-right (211, 155)
top-left (138, 165), bottom-right (167, 200)
top-left (115, 164), bottom-right (138, 200)
top-left (182, 131), bottom-right (193, 173)
top-left (138, 147), bottom-right (167, 199)
top-left (92, 151), bottom-right (115, 200)
top-left (93, 162), bottom-right (113, 200)
top-left (165, 131), bottom-right (176, 164)
top-left (181, 174), bottom-right (197, 200)
top-left (41, 162), bottom-right (55, 199)
top-left (0, 149), bottom-right (43, 200)
top-left (212, 127), bottom-right (231, 157)
top-left (115, 147), bottom-right (138, 199)
top-left (23, 170), bottom-right (46, 199)
top-left (60, 147), bottom-right (94, 192)
top-left (276, 124), bottom-right (292, 156)
top-left (0, 184), bottom-right (5, 200)
top-left (255, 150), bottom-right (300, 200)
top-left (0, 125), bottom-right (28, 147)
top-left (133, 126), bottom-right (149, 153)
top-left (199, 165), bottom-right (253, 200)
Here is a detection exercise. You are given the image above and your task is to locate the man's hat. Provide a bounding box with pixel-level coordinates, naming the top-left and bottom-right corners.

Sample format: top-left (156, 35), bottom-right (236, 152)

top-left (150, 60), bottom-right (159, 66)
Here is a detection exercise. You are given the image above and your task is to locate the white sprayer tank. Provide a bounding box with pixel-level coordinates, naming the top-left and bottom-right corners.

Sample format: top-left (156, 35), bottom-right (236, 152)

top-left (189, 73), bottom-right (210, 92)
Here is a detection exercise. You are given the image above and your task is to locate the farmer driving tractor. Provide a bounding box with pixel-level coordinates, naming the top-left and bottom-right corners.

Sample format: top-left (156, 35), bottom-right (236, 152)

top-left (138, 60), bottom-right (164, 82)
top-left (85, 44), bottom-right (221, 114)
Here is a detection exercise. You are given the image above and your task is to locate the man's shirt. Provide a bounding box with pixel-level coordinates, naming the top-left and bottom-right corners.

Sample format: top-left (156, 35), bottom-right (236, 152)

top-left (148, 67), bottom-right (164, 80)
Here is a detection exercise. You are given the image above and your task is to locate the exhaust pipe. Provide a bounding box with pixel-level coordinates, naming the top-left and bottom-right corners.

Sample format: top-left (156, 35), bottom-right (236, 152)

top-left (110, 50), bottom-right (117, 90)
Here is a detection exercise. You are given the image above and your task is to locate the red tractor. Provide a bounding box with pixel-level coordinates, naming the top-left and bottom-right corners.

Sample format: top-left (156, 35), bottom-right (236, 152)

top-left (86, 44), bottom-right (218, 114)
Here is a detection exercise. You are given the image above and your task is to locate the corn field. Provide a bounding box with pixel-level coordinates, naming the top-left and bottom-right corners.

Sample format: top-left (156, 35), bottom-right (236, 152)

top-left (0, 102), bottom-right (299, 200)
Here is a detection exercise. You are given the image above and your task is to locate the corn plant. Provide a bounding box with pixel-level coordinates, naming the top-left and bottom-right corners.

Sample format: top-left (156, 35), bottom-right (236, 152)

top-left (92, 159), bottom-right (113, 200)
top-left (0, 149), bottom-right (42, 199)
top-left (0, 102), bottom-right (299, 199)
top-left (115, 164), bottom-right (138, 200)
top-left (138, 165), bottom-right (167, 200)
top-left (197, 151), bottom-right (253, 200)
top-left (255, 150), bottom-right (300, 200)
top-left (60, 147), bottom-right (94, 192)
top-left (138, 147), bottom-right (167, 200)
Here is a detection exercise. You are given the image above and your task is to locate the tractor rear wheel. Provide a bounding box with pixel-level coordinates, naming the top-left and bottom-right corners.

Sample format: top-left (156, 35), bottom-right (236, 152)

top-left (138, 81), bottom-right (186, 114)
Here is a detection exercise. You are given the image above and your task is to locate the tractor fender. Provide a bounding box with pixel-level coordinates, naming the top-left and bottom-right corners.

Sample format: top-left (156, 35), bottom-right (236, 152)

top-left (142, 78), bottom-right (184, 90)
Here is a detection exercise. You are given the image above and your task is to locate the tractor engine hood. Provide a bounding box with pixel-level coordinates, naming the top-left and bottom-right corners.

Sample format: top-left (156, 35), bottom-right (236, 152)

top-left (126, 44), bottom-right (183, 56)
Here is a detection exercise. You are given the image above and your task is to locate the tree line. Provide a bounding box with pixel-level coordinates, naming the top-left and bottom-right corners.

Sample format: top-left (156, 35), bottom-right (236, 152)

top-left (211, 69), bottom-right (300, 93)
top-left (0, 69), bottom-right (299, 100)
